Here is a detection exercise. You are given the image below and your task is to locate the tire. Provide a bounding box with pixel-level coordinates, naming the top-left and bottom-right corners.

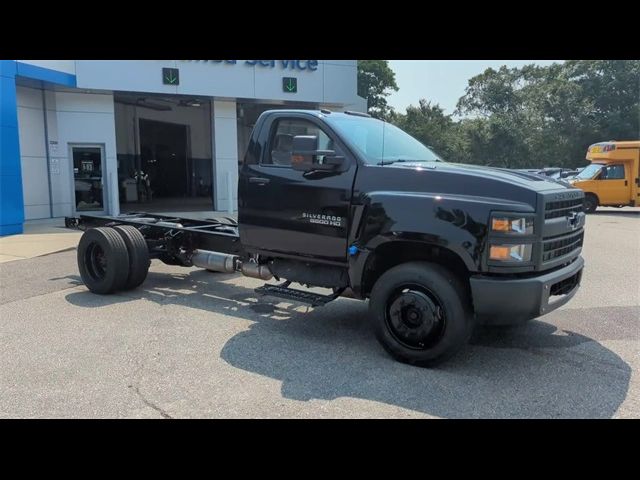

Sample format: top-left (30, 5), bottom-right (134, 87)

top-left (112, 225), bottom-right (150, 290)
top-left (77, 227), bottom-right (130, 294)
top-left (584, 194), bottom-right (598, 214)
top-left (369, 261), bottom-right (473, 367)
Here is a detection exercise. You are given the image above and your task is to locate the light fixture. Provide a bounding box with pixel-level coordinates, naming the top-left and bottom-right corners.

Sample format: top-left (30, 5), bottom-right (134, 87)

top-left (489, 243), bottom-right (532, 262)
top-left (491, 215), bottom-right (534, 235)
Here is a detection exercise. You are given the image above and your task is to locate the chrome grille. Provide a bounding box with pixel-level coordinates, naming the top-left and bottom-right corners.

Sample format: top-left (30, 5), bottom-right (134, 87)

top-left (545, 198), bottom-right (584, 219)
top-left (542, 231), bottom-right (584, 262)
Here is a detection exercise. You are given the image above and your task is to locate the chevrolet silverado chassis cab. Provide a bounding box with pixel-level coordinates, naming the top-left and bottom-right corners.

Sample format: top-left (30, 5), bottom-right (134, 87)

top-left (67, 110), bottom-right (586, 366)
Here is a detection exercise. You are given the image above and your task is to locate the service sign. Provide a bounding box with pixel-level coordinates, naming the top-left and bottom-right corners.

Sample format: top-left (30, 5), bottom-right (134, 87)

top-left (75, 60), bottom-right (361, 107)
top-left (185, 60), bottom-right (319, 71)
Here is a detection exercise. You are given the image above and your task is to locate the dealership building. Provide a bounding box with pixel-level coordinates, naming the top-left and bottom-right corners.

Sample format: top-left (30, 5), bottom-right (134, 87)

top-left (0, 60), bottom-right (365, 235)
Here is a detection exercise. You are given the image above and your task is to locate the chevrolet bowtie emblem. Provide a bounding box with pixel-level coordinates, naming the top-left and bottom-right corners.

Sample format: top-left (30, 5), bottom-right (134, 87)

top-left (567, 211), bottom-right (579, 230)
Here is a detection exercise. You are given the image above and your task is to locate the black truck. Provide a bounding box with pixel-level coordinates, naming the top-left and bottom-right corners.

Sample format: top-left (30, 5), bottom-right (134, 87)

top-left (67, 109), bottom-right (586, 366)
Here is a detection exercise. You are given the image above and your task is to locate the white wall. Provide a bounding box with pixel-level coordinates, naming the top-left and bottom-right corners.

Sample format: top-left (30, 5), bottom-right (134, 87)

top-left (17, 88), bottom-right (119, 219)
top-left (75, 60), bottom-right (364, 108)
top-left (53, 91), bottom-right (119, 216)
top-left (16, 86), bottom-right (50, 220)
top-left (213, 100), bottom-right (238, 211)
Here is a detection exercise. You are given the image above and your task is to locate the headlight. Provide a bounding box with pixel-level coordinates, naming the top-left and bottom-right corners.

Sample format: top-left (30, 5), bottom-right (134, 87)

top-left (491, 216), bottom-right (533, 235)
top-left (489, 243), bottom-right (532, 262)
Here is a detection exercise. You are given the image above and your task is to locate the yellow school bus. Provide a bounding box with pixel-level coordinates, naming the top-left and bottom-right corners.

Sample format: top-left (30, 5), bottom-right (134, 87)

top-left (570, 140), bottom-right (640, 213)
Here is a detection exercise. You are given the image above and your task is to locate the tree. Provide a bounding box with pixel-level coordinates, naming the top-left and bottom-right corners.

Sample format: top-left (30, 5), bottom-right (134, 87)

top-left (455, 65), bottom-right (526, 118)
top-left (552, 60), bottom-right (640, 164)
top-left (455, 65), bottom-right (538, 168)
top-left (357, 60), bottom-right (399, 119)
top-left (389, 60), bottom-right (639, 169)
top-left (395, 100), bottom-right (464, 161)
top-left (455, 60), bottom-right (640, 168)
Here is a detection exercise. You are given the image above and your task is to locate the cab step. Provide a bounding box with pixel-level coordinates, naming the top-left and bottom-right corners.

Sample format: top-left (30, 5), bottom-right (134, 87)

top-left (255, 281), bottom-right (343, 307)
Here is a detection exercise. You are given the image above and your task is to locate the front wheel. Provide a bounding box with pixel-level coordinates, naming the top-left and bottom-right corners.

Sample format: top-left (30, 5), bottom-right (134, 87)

top-left (584, 194), bottom-right (598, 214)
top-left (369, 262), bottom-right (473, 367)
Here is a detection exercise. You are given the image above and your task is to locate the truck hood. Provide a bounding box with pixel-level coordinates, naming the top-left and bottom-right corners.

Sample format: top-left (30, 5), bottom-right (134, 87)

top-left (355, 161), bottom-right (581, 212)
top-left (388, 161), bottom-right (570, 193)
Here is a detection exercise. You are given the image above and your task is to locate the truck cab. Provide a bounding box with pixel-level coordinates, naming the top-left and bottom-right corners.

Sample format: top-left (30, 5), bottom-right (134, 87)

top-left (570, 141), bottom-right (640, 212)
top-left (237, 109), bottom-right (585, 364)
top-left (70, 109), bottom-right (587, 367)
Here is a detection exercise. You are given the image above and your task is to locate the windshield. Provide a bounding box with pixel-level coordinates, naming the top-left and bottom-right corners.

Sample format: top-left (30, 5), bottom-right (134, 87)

top-left (325, 114), bottom-right (442, 165)
top-left (576, 163), bottom-right (603, 180)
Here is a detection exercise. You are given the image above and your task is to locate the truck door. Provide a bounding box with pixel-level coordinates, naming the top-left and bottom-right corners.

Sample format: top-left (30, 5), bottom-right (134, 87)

top-left (239, 113), bottom-right (357, 264)
top-left (597, 163), bottom-right (631, 205)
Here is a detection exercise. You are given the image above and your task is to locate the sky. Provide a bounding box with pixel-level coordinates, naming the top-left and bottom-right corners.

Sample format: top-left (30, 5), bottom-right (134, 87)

top-left (387, 60), bottom-right (563, 116)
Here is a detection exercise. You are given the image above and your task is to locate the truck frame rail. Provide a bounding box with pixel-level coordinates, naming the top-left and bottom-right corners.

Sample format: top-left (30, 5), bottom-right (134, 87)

top-left (65, 212), bottom-right (242, 258)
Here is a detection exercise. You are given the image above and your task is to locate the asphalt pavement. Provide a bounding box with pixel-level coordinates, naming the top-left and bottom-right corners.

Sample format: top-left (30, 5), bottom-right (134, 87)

top-left (1, 208), bottom-right (638, 418)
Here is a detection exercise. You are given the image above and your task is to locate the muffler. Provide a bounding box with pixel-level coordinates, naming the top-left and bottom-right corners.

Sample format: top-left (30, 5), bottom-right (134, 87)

top-left (241, 262), bottom-right (273, 280)
top-left (191, 249), bottom-right (273, 280)
top-left (191, 250), bottom-right (237, 273)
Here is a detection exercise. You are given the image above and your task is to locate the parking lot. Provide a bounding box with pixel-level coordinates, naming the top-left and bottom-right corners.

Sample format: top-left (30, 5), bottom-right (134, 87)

top-left (1, 208), bottom-right (638, 418)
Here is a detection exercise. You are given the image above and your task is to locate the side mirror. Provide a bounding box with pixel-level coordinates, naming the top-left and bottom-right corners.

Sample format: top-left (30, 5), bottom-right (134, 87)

top-left (291, 135), bottom-right (347, 172)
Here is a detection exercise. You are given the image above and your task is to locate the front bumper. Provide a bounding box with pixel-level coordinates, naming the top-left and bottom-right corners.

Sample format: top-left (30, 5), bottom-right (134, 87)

top-left (470, 256), bottom-right (584, 325)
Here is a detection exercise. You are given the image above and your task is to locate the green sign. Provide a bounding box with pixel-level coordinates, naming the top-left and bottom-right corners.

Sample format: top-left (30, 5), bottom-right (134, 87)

top-left (162, 68), bottom-right (180, 85)
top-left (283, 77), bottom-right (297, 93)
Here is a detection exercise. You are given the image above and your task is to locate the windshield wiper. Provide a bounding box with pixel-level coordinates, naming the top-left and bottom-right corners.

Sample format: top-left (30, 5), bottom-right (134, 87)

top-left (377, 159), bottom-right (439, 166)
top-left (377, 159), bottom-right (409, 165)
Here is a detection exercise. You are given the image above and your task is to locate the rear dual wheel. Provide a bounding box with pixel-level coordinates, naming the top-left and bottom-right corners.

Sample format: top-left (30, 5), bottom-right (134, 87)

top-left (77, 226), bottom-right (149, 294)
top-left (112, 225), bottom-right (150, 289)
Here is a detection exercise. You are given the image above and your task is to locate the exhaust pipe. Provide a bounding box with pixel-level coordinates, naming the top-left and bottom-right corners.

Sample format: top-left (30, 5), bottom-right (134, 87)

top-left (192, 250), bottom-right (236, 273)
top-left (191, 249), bottom-right (273, 280)
top-left (241, 262), bottom-right (273, 280)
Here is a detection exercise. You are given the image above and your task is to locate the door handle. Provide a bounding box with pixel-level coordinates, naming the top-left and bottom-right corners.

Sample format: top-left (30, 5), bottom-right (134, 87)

top-left (625, 180), bottom-right (628, 186)
top-left (249, 177), bottom-right (270, 185)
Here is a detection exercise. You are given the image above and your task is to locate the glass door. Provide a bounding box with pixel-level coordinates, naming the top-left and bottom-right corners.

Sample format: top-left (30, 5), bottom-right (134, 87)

top-left (71, 145), bottom-right (107, 214)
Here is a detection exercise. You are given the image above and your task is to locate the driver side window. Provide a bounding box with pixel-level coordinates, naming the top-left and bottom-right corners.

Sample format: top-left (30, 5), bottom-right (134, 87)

top-left (265, 118), bottom-right (336, 167)
top-left (601, 164), bottom-right (625, 180)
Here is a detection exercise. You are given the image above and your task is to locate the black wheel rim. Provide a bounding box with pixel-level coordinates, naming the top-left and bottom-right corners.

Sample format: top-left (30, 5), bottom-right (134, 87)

top-left (384, 285), bottom-right (446, 350)
top-left (85, 242), bottom-right (107, 280)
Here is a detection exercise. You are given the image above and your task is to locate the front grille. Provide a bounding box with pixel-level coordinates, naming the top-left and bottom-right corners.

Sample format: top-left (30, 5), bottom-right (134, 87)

top-left (545, 198), bottom-right (584, 219)
top-left (542, 231), bottom-right (584, 262)
top-left (550, 270), bottom-right (582, 297)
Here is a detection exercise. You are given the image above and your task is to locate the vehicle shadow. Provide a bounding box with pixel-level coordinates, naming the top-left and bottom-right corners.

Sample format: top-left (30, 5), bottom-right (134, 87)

top-left (64, 266), bottom-right (632, 418)
top-left (49, 274), bottom-right (83, 284)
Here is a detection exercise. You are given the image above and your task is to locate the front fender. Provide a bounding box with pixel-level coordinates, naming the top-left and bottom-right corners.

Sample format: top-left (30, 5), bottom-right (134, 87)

top-left (346, 191), bottom-right (535, 295)
top-left (349, 192), bottom-right (533, 294)
top-left (353, 191), bottom-right (508, 266)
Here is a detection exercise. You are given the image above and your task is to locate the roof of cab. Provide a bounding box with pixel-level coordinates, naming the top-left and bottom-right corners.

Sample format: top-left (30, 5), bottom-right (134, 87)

top-left (591, 140), bottom-right (640, 148)
top-left (261, 109), bottom-right (371, 118)
top-left (611, 141), bottom-right (640, 148)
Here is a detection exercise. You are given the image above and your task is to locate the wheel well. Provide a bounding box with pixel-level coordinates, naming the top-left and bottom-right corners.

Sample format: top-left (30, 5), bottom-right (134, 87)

top-left (585, 192), bottom-right (599, 205)
top-left (361, 241), bottom-right (471, 298)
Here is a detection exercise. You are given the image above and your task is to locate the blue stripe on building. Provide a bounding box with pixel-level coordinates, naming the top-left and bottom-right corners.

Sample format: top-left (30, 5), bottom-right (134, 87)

top-left (0, 60), bottom-right (24, 236)
top-left (15, 61), bottom-right (77, 88)
top-left (0, 61), bottom-right (76, 236)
